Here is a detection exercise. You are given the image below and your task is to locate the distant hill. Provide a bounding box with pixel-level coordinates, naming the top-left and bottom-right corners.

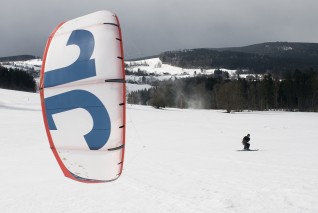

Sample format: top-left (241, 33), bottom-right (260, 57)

top-left (0, 55), bottom-right (38, 62)
top-left (159, 42), bottom-right (318, 74)
top-left (216, 42), bottom-right (318, 60)
top-left (126, 55), bottom-right (160, 62)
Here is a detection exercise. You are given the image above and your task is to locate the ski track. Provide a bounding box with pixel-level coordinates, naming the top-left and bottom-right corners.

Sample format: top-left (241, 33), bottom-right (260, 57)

top-left (0, 89), bottom-right (318, 213)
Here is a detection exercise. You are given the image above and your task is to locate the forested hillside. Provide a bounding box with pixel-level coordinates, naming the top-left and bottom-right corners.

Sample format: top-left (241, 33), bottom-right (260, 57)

top-left (159, 42), bottom-right (318, 74)
top-left (0, 66), bottom-right (36, 92)
top-left (128, 68), bottom-right (318, 112)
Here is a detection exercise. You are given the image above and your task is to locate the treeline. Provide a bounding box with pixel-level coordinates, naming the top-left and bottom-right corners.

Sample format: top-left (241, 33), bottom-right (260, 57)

top-left (159, 48), bottom-right (318, 75)
top-left (0, 55), bottom-right (37, 62)
top-left (0, 66), bottom-right (36, 92)
top-left (127, 69), bottom-right (318, 112)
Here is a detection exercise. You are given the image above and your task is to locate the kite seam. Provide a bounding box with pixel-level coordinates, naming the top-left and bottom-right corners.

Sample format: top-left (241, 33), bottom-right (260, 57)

top-left (105, 79), bottom-right (126, 83)
top-left (108, 144), bottom-right (125, 151)
top-left (103, 23), bottom-right (119, 27)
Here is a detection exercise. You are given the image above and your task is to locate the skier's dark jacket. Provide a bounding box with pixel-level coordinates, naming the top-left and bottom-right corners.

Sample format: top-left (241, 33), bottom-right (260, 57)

top-left (242, 136), bottom-right (250, 145)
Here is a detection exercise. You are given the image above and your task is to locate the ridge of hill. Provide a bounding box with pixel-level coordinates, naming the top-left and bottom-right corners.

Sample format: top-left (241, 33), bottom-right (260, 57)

top-left (159, 42), bottom-right (318, 73)
top-left (0, 55), bottom-right (38, 62)
top-left (215, 42), bottom-right (318, 59)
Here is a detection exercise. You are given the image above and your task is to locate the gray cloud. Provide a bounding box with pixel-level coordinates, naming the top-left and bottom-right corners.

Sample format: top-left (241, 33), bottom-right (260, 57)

top-left (1, 0), bottom-right (318, 59)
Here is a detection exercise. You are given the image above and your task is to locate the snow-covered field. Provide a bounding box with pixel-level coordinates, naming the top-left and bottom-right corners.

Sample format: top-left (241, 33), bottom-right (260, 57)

top-left (1, 88), bottom-right (318, 213)
top-left (126, 82), bottom-right (152, 93)
top-left (125, 57), bottom-right (236, 77)
top-left (125, 57), bottom-right (238, 93)
top-left (0, 58), bottom-right (42, 71)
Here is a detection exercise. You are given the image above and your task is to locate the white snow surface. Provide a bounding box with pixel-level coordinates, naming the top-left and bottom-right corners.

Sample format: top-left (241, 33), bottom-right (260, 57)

top-left (126, 57), bottom-right (237, 76)
top-left (1, 88), bottom-right (318, 213)
top-left (1, 59), bottom-right (42, 71)
top-left (126, 83), bottom-right (152, 93)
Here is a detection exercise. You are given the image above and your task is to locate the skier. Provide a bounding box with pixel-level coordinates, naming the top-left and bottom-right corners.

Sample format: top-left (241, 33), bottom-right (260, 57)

top-left (242, 134), bottom-right (251, 150)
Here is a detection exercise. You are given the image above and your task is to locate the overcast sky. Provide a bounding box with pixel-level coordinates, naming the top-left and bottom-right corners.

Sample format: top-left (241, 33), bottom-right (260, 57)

top-left (1, 0), bottom-right (318, 59)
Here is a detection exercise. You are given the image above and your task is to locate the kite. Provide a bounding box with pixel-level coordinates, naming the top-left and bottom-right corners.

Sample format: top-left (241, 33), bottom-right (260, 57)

top-left (40, 11), bottom-right (126, 183)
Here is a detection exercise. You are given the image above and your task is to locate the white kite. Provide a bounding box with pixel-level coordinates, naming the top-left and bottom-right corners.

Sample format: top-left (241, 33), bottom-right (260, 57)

top-left (40, 11), bottom-right (126, 183)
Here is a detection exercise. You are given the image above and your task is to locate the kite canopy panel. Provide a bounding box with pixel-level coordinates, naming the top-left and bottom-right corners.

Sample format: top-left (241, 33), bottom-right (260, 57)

top-left (40, 11), bottom-right (125, 183)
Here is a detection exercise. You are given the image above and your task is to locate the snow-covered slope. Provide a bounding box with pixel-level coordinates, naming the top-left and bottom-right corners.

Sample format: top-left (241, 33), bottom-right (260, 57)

top-left (0, 58), bottom-right (41, 72)
top-left (1, 57), bottom-right (238, 93)
top-left (0, 88), bottom-right (318, 213)
top-left (125, 57), bottom-right (236, 76)
top-left (1, 59), bottom-right (41, 87)
top-left (125, 57), bottom-right (238, 93)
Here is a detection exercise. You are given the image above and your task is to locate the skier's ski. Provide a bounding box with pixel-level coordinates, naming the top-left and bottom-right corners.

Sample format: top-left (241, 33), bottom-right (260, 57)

top-left (237, 149), bottom-right (259, 151)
